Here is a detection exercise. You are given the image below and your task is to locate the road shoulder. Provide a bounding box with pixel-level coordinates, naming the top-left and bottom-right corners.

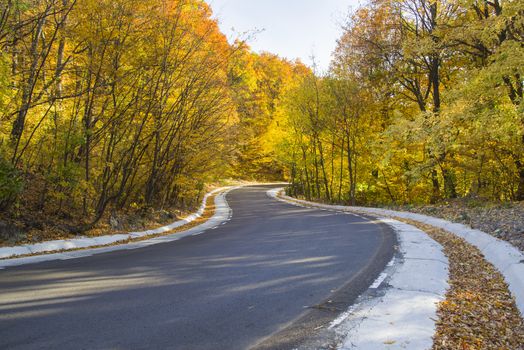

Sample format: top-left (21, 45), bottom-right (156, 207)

top-left (269, 188), bottom-right (524, 349)
top-left (266, 188), bottom-right (445, 349)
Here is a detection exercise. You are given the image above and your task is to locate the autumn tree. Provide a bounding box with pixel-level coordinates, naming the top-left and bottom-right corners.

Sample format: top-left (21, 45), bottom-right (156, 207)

top-left (277, 0), bottom-right (523, 205)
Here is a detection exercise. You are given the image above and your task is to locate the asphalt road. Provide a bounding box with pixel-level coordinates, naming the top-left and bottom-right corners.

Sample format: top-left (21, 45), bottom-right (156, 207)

top-left (0, 185), bottom-right (395, 350)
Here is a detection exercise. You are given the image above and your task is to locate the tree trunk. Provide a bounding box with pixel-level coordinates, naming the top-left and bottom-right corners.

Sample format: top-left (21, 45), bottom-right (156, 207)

top-left (430, 169), bottom-right (440, 203)
top-left (317, 137), bottom-right (331, 201)
top-left (516, 160), bottom-right (524, 201)
top-left (442, 168), bottom-right (458, 199)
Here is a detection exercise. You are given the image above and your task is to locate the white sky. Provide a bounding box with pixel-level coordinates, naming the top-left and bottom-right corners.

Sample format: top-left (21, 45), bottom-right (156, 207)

top-left (207, 0), bottom-right (361, 72)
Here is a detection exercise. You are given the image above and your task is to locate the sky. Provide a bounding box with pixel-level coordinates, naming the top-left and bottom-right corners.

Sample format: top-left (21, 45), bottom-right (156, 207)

top-left (207, 0), bottom-right (361, 72)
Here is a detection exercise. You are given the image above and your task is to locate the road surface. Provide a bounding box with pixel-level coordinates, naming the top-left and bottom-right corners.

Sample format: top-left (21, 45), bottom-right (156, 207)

top-left (0, 185), bottom-right (395, 349)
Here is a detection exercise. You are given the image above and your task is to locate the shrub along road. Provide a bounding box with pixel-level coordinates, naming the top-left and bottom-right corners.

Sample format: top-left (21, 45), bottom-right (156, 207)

top-left (0, 185), bottom-right (394, 349)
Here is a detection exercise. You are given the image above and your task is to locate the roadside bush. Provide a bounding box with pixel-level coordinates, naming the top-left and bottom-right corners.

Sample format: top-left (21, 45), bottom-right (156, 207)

top-left (0, 157), bottom-right (23, 210)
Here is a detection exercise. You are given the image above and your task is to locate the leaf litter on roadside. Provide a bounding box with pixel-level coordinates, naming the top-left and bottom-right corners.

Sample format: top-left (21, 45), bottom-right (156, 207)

top-left (400, 219), bottom-right (524, 350)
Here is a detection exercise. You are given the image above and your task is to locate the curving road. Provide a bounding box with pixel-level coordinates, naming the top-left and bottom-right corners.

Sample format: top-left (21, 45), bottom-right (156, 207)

top-left (0, 185), bottom-right (395, 350)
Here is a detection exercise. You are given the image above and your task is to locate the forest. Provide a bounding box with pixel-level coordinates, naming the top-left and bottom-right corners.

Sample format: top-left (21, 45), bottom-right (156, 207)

top-left (0, 0), bottom-right (522, 240)
top-left (281, 0), bottom-right (524, 205)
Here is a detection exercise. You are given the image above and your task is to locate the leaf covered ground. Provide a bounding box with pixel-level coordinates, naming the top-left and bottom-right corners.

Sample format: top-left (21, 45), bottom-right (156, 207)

top-left (0, 206), bottom-right (192, 247)
top-left (403, 220), bottom-right (524, 350)
top-left (1, 196), bottom-right (217, 259)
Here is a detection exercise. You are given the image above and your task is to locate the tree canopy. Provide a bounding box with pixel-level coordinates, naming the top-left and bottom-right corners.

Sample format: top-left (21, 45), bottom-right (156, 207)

top-left (0, 0), bottom-right (308, 232)
top-left (278, 0), bottom-right (524, 205)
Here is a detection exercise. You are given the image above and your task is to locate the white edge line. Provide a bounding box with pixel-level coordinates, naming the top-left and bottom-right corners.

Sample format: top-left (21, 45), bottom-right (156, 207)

top-left (369, 272), bottom-right (388, 289)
